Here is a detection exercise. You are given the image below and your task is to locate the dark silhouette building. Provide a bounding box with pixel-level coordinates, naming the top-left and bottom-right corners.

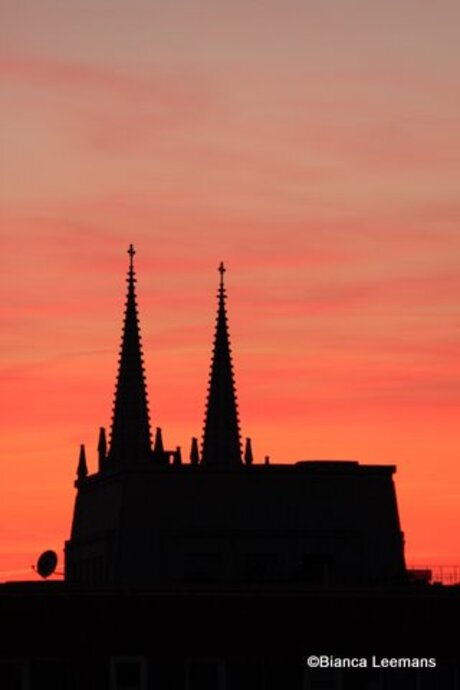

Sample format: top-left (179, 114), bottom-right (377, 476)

top-left (2, 246), bottom-right (459, 690)
top-left (65, 246), bottom-right (406, 587)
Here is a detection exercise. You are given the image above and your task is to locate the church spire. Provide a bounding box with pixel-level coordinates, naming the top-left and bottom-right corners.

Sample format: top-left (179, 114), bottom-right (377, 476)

top-left (201, 262), bottom-right (242, 466)
top-left (108, 245), bottom-right (152, 465)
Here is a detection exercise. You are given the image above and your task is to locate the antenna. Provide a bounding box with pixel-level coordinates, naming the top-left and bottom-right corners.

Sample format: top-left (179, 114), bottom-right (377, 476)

top-left (36, 550), bottom-right (58, 579)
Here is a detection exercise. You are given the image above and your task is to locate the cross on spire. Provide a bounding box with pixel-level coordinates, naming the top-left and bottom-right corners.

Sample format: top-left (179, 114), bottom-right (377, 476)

top-left (128, 243), bottom-right (136, 268)
top-left (218, 261), bottom-right (226, 288)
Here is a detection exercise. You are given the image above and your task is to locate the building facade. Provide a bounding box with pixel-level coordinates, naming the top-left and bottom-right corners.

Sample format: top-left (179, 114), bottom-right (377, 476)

top-left (65, 246), bottom-right (406, 587)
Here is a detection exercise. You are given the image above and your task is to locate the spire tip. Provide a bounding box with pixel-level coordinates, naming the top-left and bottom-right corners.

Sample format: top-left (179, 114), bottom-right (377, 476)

top-left (218, 261), bottom-right (226, 288)
top-left (128, 244), bottom-right (136, 269)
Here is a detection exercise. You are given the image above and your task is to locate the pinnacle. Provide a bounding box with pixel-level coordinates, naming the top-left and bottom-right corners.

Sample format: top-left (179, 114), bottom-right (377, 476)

top-left (201, 263), bottom-right (242, 467)
top-left (108, 246), bottom-right (152, 466)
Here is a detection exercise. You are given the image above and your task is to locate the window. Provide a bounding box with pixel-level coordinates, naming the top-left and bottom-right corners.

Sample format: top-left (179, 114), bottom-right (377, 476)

top-left (186, 659), bottom-right (225, 690)
top-left (30, 660), bottom-right (68, 690)
top-left (110, 657), bottom-right (147, 690)
top-left (226, 658), bottom-right (263, 690)
top-left (0, 661), bottom-right (29, 690)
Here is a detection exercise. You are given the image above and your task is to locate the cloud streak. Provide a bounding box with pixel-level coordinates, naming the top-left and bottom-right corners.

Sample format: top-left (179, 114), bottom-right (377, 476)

top-left (1, 54), bottom-right (207, 105)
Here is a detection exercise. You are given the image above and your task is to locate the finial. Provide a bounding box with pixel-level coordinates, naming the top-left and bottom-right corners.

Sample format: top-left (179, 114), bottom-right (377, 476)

top-left (77, 444), bottom-right (88, 481)
top-left (152, 426), bottom-right (168, 465)
top-left (97, 427), bottom-right (107, 472)
top-left (190, 437), bottom-right (200, 466)
top-left (173, 446), bottom-right (182, 466)
top-left (128, 244), bottom-right (136, 269)
top-left (153, 427), bottom-right (164, 454)
top-left (218, 261), bottom-right (226, 288)
top-left (244, 438), bottom-right (254, 466)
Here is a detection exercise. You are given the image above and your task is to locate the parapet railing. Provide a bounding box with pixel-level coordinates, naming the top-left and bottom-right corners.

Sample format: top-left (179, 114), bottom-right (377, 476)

top-left (407, 565), bottom-right (460, 585)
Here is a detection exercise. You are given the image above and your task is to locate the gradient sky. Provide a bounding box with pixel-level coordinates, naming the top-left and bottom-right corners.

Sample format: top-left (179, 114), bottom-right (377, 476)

top-left (1, 1), bottom-right (459, 580)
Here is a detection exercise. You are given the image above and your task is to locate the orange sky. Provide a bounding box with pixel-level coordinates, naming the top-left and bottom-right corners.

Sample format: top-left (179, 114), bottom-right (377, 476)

top-left (1, 1), bottom-right (459, 580)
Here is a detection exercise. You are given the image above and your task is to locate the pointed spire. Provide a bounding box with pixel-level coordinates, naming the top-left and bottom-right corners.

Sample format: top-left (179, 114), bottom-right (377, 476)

top-left (244, 438), bottom-right (253, 466)
top-left (98, 427), bottom-right (107, 472)
top-left (190, 437), bottom-right (200, 466)
top-left (108, 245), bottom-right (152, 465)
top-left (201, 262), bottom-right (242, 466)
top-left (77, 444), bottom-right (88, 481)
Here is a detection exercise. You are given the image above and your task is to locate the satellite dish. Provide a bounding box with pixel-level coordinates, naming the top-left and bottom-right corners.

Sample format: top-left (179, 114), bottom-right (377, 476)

top-left (36, 550), bottom-right (58, 579)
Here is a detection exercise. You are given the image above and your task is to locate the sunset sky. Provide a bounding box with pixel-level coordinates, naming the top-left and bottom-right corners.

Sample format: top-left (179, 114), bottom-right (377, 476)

top-left (1, 1), bottom-right (459, 579)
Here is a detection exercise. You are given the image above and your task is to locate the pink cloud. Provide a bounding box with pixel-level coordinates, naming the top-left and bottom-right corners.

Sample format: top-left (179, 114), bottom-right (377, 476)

top-left (0, 54), bottom-right (207, 106)
top-left (1, 53), bottom-right (217, 155)
top-left (224, 271), bottom-right (459, 323)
